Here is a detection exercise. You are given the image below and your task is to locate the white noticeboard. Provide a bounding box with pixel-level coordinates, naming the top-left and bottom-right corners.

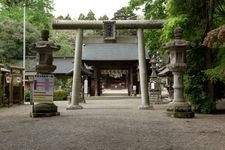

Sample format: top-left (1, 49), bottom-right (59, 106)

top-left (33, 75), bottom-right (54, 103)
top-left (84, 79), bottom-right (88, 94)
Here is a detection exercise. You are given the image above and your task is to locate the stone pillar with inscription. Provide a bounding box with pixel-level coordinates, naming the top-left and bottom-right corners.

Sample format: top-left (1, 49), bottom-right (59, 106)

top-left (165, 27), bottom-right (194, 118)
top-left (31, 30), bottom-right (60, 117)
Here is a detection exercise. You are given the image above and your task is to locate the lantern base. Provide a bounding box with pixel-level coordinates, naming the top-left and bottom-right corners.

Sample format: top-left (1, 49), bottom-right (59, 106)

top-left (30, 103), bottom-right (60, 118)
top-left (167, 102), bottom-right (194, 118)
top-left (138, 104), bottom-right (154, 110)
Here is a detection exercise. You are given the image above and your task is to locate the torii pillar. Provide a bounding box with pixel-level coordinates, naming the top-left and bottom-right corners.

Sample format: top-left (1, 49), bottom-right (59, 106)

top-left (67, 29), bottom-right (83, 109)
top-left (52, 20), bottom-right (165, 110)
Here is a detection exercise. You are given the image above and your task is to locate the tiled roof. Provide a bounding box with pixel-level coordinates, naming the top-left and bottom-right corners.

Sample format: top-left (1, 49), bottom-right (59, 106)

top-left (53, 57), bottom-right (74, 74)
top-left (19, 57), bottom-right (92, 75)
top-left (17, 57), bottom-right (74, 74)
top-left (82, 43), bottom-right (149, 61)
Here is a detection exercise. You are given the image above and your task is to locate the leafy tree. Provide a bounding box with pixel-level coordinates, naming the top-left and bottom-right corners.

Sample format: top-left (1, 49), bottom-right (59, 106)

top-left (56, 15), bottom-right (65, 20)
top-left (112, 7), bottom-right (137, 36)
top-left (51, 31), bottom-right (74, 57)
top-left (0, 20), bottom-right (39, 63)
top-left (0, 0), bottom-right (54, 30)
top-left (85, 10), bottom-right (96, 20)
top-left (98, 15), bottom-right (109, 20)
top-left (112, 7), bottom-right (137, 20)
top-left (56, 14), bottom-right (72, 20)
top-left (78, 13), bottom-right (86, 20)
top-left (128, 0), bottom-right (166, 56)
top-left (65, 14), bottom-right (72, 20)
top-left (77, 11), bottom-right (98, 35)
top-left (0, 0), bottom-right (24, 8)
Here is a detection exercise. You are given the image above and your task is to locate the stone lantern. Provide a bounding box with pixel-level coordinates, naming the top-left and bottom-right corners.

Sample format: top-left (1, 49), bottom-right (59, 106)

top-left (33, 30), bottom-right (60, 73)
top-left (164, 27), bottom-right (194, 118)
top-left (31, 30), bottom-right (60, 117)
top-left (148, 56), bottom-right (161, 104)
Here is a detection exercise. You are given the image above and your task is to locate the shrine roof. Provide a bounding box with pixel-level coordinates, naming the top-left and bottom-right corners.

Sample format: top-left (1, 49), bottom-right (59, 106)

top-left (53, 57), bottom-right (74, 74)
top-left (17, 57), bottom-right (91, 75)
top-left (82, 43), bottom-right (149, 61)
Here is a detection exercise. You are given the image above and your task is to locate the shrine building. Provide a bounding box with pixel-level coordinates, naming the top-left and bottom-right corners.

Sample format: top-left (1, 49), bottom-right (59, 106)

top-left (82, 36), bottom-right (150, 96)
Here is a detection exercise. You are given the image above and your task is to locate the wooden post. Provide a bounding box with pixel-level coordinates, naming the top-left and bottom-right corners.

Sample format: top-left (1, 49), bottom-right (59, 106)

top-left (126, 70), bottom-right (129, 96)
top-left (130, 67), bottom-right (133, 96)
top-left (9, 68), bottom-right (13, 106)
top-left (19, 69), bottom-right (23, 104)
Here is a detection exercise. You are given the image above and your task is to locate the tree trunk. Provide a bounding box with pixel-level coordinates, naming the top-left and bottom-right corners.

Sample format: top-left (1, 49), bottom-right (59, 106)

top-left (204, 0), bottom-right (215, 101)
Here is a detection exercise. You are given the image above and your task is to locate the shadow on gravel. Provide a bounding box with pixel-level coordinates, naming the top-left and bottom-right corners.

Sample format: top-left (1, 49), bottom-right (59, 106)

top-left (213, 109), bottom-right (225, 114)
top-left (86, 96), bottom-right (140, 100)
top-left (84, 107), bottom-right (132, 110)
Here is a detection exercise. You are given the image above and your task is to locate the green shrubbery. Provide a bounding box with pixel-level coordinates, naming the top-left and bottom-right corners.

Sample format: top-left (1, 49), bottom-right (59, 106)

top-left (24, 91), bottom-right (30, 102)
top-left (185, 47), bottom-right (216, 113)
top-left (53, 90), bottom-right (67, 101)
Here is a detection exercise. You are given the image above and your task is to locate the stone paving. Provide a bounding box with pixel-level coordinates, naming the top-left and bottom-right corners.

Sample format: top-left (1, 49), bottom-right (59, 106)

top-left (0, 97), bottom-right (225, 150)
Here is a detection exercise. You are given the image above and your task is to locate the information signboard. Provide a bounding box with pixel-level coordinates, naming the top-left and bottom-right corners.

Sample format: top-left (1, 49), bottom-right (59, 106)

top-left (33, 74), bottom-right (54, 103)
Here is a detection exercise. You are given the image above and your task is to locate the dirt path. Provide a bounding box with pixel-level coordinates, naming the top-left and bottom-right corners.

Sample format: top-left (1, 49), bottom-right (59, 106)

top-left (0, 97), bottom-right (225, 150)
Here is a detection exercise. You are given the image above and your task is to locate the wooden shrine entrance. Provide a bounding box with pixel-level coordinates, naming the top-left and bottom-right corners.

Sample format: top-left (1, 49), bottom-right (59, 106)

top-left (101, 69), bottom-right (128, 90)
top-left (87, 62), bottom-right (139, 96)
top-left (82, 38), bottom-right (142, 96)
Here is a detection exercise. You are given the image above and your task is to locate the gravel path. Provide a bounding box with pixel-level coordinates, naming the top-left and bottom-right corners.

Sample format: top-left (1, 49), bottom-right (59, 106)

top-left (0, 97), bottom-right (225, 150)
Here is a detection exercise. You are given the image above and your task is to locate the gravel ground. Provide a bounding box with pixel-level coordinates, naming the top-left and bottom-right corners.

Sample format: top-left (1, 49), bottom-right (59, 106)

top-left (0, 97), bottom-right (225, 150)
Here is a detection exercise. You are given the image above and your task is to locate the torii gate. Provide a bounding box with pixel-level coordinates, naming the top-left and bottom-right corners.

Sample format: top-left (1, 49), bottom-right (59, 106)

top-left (52, 20), bottom-right (165, 110)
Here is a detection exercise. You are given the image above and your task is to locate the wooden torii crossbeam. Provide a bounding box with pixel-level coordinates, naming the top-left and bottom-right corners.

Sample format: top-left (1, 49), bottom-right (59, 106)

top-left (52, 19), bottom-right (165, 110)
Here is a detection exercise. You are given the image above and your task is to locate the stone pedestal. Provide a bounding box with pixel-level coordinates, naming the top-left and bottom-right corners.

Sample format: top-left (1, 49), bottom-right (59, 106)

top-left (31, 103), bottom-right (60, 117)
top-left (167, 102), bottom-right (194, 118)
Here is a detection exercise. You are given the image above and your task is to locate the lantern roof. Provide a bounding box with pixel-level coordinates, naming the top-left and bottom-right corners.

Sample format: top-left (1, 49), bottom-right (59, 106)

top-left (32, 30), bottom-right (60, 51)
top-left (164, 27), bottom-right (191, 50)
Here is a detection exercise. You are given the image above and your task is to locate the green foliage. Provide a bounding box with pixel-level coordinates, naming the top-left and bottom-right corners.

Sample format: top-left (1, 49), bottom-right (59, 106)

top-left (157, 0), bottom-right (225, 113)
top-left (54, 78), bottom-right (72, 93)
top-left (128, 0), bottom-right (166, 55)
top-left (112, 7), bottom-right (137, 20)
top-left (24, 90), bottom-right (30, 102)
top-left (85, 10), bottom-right (96, 20)
top-left (64, 78), bottom-right (72, 92)
top-left (162, 1), bottom-right (205, 42)
top-left (51, 31), bottom-right (74, 57)
top-left (0, 0), bottom-right (54, 30)
top-left (78, 10), bottom-right (96, 20)
top-left (184, 47), bottom-right (216, 113)
top-left (0, 20), bottom-right (39, 63)
top-left (53, 90), bottom-right (67, 101)
top-left (204, 46), bottom-right (225, 83)
top-left (78, 13), bottom-right (86, 20)
top-left (98, 15), bottom-right (109, 20)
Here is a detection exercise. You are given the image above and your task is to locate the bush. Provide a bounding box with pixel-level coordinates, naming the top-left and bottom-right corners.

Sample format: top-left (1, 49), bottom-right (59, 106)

top-left (184, 47), bottom-right (216, 113)
top-left (24, 91), bottom-right (30, 102)
top-left (53, 90), bottom-right (67, 101)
